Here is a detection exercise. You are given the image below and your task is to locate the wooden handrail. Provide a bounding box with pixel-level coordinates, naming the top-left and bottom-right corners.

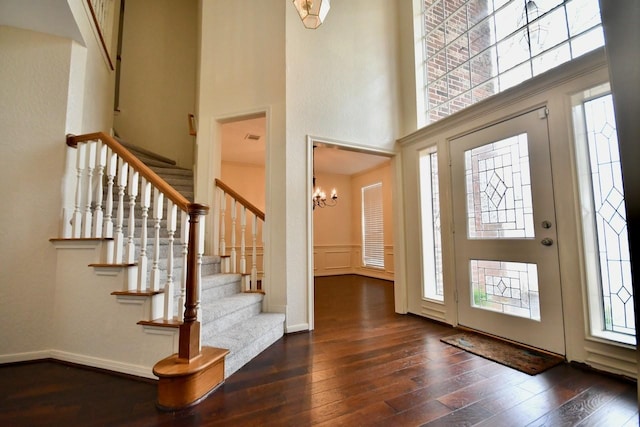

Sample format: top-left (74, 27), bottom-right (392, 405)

top-left (215, 179), bottom-right (265, 221)
top-left (67, 131), bottom-right (210, 363)
top-left (86, 0), bottom-right (115, 71)
top-left (67, 132), bottom-right (193, 212)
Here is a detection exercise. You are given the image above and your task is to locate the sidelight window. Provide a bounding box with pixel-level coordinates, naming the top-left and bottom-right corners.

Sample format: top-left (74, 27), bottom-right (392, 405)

top-left (572, 84), bottom-right (635, 345)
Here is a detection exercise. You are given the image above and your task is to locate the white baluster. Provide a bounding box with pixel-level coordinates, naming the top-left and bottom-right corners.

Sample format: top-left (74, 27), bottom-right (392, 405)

top-left (137, 178), bottom-right (151, 291)
top-left (113, 158), bottom-right (128, 263)
top-left (125, 167), bottom-right (139, 264)
top-left (163, 201), bottom-right (177, 321)
top-left (219, 191), bottom-right (226, 257)
top-left (230, 199), bottom-right (237, 273)
top-left (197, 212), bottom-right (205, 329)
top-left (103, 149), bottom-right (117, 263)
top-left (251, 215), bottom-right (258, 290)
top-left (93, 141), bottom-right (107, 238)
top-left (82, 141), bottom-right (96, 238)
top-left (240, 207), bottom-right (246, 274)
top-left (178, 210), bottom-right (189, 320)
top-left (149, 188), bottom-right (164, 292)
top-left (72, 143), bottom-right (86, 238)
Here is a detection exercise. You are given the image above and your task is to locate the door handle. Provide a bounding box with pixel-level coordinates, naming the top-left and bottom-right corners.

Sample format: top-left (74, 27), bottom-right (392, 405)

top-left (541, 238), bottom-right (554, 246)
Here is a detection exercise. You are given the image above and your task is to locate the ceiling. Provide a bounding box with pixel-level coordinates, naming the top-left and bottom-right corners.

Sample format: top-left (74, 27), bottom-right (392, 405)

top-left (0, 0), bottom-right (84, 45)
top-left (221, 117), bottom-right (391, 176)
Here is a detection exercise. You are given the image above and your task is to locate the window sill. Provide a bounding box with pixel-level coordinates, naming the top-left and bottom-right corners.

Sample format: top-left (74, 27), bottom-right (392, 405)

top-left (361, 265), bottom-right (385, 271)
top-left (587, 330), bottom-right (636, 349)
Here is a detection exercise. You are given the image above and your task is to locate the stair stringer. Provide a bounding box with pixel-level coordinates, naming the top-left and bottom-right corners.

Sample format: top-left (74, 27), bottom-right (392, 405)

top-left (50, 239), bottom-right (178, 379)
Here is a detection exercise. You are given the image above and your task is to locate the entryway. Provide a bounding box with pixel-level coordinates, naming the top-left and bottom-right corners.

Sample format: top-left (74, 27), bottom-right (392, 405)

top-left (450, 108), bottom-right (565, 355)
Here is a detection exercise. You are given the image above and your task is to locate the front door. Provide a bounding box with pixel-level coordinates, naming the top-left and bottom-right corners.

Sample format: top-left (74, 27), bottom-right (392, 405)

top-left (450, 107), bottom-right (565, 355)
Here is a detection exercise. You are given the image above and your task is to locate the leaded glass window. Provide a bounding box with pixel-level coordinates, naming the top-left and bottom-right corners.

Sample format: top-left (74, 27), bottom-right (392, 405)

top-left (464, 133), bottom-right (534, 239)
top-left (583, 94), bottom-right (634, 337)
top-left (470, 259), bottom-right (540, 320)
top-left (573, 85), bottom-right (635, 344)
top-left (419, 148), bottom-right (444, 301)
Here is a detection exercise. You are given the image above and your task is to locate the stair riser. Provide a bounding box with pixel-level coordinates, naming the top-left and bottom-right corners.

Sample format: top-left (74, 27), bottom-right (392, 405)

top-left (101, 146), bottom-right (283, 380)
top-left (201, 280), bottom-right (242, 301)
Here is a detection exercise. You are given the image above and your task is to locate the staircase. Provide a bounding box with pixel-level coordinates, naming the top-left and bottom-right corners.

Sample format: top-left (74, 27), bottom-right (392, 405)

top-left (120, 141), bottom-right (285, 379)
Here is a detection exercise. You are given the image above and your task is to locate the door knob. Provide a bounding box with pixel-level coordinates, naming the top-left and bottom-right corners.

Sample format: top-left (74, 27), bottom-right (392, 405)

top-left (541, 238), bottom-right (554, 246)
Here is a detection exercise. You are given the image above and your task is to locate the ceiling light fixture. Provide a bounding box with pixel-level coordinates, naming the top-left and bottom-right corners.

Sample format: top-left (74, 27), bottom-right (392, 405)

top-left (292, 0), bottom-right (330, 29)
top-left (312, 146), bottom-right (337, 209)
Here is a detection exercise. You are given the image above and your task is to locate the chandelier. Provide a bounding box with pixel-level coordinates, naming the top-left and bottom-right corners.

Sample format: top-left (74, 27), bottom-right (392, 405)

top-left (312, 145), bottom-right (338, 209)
top-left (292, 0), bottom-right (330, 29)
top-left (312, 177), bottom-right (338, 209)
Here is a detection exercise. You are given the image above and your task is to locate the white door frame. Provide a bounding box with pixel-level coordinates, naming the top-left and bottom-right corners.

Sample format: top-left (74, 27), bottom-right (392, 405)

top-left (305, 135), bottom-right (396, 330)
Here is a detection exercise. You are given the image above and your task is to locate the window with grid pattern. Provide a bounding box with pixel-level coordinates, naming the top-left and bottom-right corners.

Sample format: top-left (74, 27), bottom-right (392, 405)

top-left (422, 0), bottom-right (604, 124)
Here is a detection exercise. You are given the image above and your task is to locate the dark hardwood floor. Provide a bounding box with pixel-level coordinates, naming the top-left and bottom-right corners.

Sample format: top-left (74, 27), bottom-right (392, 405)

top-left (1, 275), bottom-right (637, 426)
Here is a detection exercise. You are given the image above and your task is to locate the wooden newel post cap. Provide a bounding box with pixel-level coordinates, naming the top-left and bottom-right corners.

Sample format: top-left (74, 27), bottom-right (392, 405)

top-left (187, 203), bottom-right (209, 217)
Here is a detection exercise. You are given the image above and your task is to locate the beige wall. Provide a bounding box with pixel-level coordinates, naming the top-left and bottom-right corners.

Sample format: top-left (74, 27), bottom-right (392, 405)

top-left (350, 162), bottom-right (394, 280)
top-left (221, 162), bottom-right (266, 212)
top-left (312, 163), bottom-right (394, 281)
top-left (113, 0), bottom-right (198, 168)
top-left (312, 172), bottom-right (352, 247)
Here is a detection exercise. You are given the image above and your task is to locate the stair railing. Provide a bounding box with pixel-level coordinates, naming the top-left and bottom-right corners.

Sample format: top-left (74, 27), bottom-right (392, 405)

top-left (214, 179), bottom-right (265, 291)
top-left (65, 132), bottom-right (207, 361)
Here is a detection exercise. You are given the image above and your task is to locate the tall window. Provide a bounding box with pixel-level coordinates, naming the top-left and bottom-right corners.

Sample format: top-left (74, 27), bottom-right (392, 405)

top-left (419, 148), bottom-right (444, 301)
top-left (573, 84), bottom-right (635, 345)
top-left (422, 0), bottom-right (604, 124)
top-left (362, 183), bottom-right (384, 269)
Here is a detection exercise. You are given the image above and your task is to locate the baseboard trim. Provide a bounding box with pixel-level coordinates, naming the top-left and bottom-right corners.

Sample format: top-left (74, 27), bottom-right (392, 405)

top-left (0, 350), bottom-right (51, 364)
top-left (286, 323), bottom-right (309, 334)
top-left (49, 350), bottom-right (156, 379)
top-left (0, 349), bottom-right (156, 379)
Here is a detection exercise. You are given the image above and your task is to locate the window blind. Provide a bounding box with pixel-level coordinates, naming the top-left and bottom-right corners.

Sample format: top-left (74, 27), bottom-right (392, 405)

top-left (362, 182), bottom-right (384, 269)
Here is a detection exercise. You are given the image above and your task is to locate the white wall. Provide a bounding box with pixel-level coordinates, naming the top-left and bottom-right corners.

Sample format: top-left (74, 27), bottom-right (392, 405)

top-left (197, 1), bottom-right (404, 332)
top-left (113, 0), bottom-right (198, 168)
top-left (0, 0), bottom-right (118, 365)
top-left (0, 26), bottom-right (72, 360)
top-left (285, 0), bottom-right (403, 330)
top-left (196, 0), bottom-right (287, 323)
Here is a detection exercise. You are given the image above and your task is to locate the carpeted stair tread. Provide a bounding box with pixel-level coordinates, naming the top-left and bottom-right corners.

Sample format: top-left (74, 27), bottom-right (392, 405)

top-left (203, 313), bottom-right (285, 377)
top-left (204, 313), bottom-right (285, 351)
top-left (116, 138), bottom-right (176, 166)
top-left (148, 165), bottom-right (193, 176)
top-left (103, 140), bottom-right (282, 379)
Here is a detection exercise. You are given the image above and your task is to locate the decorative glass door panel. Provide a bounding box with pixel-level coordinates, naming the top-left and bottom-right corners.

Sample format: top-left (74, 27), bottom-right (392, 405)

top-left (451, 108), bottom-right (565, 355)
top-left (470, 259), bottom-right (540, 321)
top-left (465, 134), bottom-right (535, 239)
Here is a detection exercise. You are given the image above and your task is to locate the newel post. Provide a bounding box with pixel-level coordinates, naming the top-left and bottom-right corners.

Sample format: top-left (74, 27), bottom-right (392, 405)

top-left (178, 203), bottom-right (209, 361)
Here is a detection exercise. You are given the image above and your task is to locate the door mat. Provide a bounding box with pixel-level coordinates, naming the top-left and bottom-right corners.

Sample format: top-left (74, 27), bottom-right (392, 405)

top-left (440, 332), bottom-right (564, 375)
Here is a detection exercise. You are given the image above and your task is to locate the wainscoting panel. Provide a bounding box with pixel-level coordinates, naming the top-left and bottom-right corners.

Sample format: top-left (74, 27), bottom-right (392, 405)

top-left (314, 245), bottom-right (394, 281)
